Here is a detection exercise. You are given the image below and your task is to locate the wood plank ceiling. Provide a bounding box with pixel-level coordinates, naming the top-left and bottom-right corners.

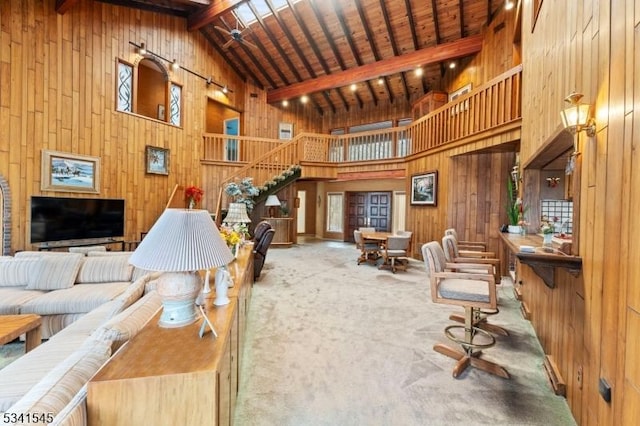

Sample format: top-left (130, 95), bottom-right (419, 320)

top-left (67, 0), bottom-right (505, 114)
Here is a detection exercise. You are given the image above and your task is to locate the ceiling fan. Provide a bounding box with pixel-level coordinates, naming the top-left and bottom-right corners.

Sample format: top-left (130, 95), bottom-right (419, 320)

top-left (214, 24), bottom-right (257, 50)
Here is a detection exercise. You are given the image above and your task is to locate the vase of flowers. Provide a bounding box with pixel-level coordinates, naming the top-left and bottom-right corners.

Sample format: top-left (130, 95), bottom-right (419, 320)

top-left (219, 225), bottom-right (243, 258)
top-left (185, 186), bottom-right (204, 209)
top-left (540, 216), bottom-right (555, 245)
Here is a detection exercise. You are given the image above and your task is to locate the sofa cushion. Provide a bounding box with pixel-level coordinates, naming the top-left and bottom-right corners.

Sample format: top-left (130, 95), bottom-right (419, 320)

top-left (0, 333), bottom-right (90, 412)
top-left (49, 384), bottom-right (88, 426)
top-left (0, 258), bottom-right (40, 287)
top-left (20, 282), bottom-right (130, 315)
top-left (0, 287), bottom-right (45, 315)
top-left (3, 338), bottom-right (111, 423)
top-left (75, 255), bottom-right (132, 284)
top-left (94, 291), bottom-right (161, 352)
top-left (68, 245), bottom-right (106, 255)
top-left (25, 254), bottom-right (84, 291)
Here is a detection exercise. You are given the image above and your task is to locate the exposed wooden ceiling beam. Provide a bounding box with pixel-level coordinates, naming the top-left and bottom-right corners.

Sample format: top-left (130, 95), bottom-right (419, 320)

top-left (55, 0), bottom-right (80, 14)
top-left (187, 0), bottom-right (243, 31)
top-left (267, 35), bottom-right (483, 103)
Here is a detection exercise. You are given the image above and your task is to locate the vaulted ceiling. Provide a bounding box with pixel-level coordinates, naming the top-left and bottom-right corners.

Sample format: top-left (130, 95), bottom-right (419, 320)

top-left (57, 0), bottom-right (505, 114)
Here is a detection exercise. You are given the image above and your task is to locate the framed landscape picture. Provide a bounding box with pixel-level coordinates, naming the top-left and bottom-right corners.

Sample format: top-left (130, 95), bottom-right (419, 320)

top-left (411, 171), bottom-right (437, 206)
top-left (145, 145), bottom-right (169, 175)
top-left (41, 150), bottom-right (100, 193)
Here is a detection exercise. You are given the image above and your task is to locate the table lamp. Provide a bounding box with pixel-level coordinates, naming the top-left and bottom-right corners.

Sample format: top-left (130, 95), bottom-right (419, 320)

top-left (129, 208), bottom-right (234, 328)
top-left (223, 202), bottom-right (252, 225)
top-left (265, 194), bottom-right (281, 217)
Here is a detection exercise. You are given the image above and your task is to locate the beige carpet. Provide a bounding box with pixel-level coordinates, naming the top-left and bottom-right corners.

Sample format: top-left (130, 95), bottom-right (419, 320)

top-left (233, 238), bottom-right (577, 426)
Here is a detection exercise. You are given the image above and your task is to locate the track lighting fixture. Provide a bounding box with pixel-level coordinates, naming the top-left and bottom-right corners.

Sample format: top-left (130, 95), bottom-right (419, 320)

top-left (128, 42), bottom-right (232, 93)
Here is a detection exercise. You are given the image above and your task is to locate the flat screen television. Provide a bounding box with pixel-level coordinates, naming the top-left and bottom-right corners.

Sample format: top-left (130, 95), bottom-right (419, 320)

top-left (30, 196), bottom-right (125, 244)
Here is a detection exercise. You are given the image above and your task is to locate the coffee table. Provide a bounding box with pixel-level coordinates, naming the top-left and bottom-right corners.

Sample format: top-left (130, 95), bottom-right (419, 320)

top-left (0, 314), bottom-right (42, 352)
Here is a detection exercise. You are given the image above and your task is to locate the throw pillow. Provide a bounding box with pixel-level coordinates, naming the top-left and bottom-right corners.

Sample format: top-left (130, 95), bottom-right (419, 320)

top-left (75, 255), bottom-right (132, 284)
top-left (68, 245), bottom-right (107, 255)
top-left (25, 254), bottom-right (84, 291)
top-left (0, 258), bottom-right (39, 287)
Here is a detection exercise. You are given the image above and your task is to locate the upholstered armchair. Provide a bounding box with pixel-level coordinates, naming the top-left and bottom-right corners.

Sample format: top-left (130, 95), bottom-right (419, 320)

top-left (422, 241), bottom-right (510, 379)
top-left (354, 230), bottom-right (381, 265)
top-left (253, 228), bottom-right (275, 281)
top-left (252, 220), bottom-right (272, 242)
top-left (380, 235), bottom-right (411, 273)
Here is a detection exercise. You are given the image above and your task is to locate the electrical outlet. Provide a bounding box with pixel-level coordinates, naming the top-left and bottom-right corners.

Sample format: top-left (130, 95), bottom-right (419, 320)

top-left (576, 365), bottom-right (583, 389)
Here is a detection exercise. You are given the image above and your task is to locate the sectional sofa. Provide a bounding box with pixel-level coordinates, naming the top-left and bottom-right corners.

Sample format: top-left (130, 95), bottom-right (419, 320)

top-left (0, 250), bottom-right (162, 425)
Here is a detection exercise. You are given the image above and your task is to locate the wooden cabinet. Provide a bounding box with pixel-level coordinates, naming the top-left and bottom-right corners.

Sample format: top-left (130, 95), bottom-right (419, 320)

top-left (87, 245), bottom-right (254, 426)
top-left (262, 217), bottom-right (293, 247)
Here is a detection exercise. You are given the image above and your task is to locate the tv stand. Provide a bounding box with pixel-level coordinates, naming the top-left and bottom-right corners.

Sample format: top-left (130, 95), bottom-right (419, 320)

top-left (35, 237), bottom-right (125, 251)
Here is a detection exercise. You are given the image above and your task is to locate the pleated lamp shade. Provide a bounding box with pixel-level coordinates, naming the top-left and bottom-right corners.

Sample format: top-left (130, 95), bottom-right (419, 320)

top-left (130, 208), bottom-right (234, 272)
top-left (224, 202), bottom-right (251, 224)
top-left (129, 209), bottom-right (235, 328)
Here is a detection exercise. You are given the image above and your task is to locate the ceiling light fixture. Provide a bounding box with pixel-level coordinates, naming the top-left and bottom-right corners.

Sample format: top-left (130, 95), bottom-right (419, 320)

top-left (300, 95), bottom-right (309, 104)
top-left (505, 0), bottom-right (515, 11)
top-left (377, 77), bottom-right (384, 85)
top-left (415, 67), bottom-right (423, 76)
top-left (350, 83), bottom-right (357, 92)
top-left (449, 62), bottom-right (456, 69)
top-left (129, 42), bottom-right (232, 93)
top-left (222, 85), bottom-right (228, 94)
top-left (282, 100), bottom-right (289, 107)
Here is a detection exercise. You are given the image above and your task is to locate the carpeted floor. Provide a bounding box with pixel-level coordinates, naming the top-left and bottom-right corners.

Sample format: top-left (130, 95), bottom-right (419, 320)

top-left (0, 341), bottom-right (24, 370)
top-left (233, 238), bottom-right (577, 426)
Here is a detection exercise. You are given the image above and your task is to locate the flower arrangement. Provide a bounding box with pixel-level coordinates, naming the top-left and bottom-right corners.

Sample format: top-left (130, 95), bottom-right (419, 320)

top-left (224, 177), bottom-right (259, 213)
top-left (185, 186), bottom-right (204, 209)
top-left (219, 224), bottom-right (244, 254)
top-left (540, 216), bottom-right (557, 234)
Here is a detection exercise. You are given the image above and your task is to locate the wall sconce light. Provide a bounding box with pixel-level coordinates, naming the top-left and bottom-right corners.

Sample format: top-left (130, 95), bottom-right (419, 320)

top-left (546, 177), bottom-right (561, 188)
top-left (138, 42), bottom-right (147, 55)
top-left (560, 92), bottom-right (596, 140)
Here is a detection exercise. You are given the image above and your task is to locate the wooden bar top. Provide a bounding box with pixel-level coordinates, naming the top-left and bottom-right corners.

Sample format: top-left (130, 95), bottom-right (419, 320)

top-left (499, 232), bottom-right (582, 288)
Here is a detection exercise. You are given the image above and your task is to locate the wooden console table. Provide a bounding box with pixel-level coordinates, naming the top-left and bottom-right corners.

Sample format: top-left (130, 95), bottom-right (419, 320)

top-left (87, 244), bottom-right (254, 426)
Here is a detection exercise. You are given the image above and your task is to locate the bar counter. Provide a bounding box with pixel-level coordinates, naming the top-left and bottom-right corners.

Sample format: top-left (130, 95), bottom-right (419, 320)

top-left (499, 232), bottom-right (582, 288)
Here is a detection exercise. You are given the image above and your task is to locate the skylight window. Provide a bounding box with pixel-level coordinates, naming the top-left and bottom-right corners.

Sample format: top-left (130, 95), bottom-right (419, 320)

top-left (234, 0), bottom-right (301, 27)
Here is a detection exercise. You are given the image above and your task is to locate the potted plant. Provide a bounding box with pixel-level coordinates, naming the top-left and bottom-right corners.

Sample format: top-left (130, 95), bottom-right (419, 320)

top-left (505, 178), bottom-right (527, 233)
top-left (224, 177), bottom-right (260, 213)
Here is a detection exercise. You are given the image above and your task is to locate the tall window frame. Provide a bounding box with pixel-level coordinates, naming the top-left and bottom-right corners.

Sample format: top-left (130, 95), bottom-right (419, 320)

top-left (326, 192), bottom-right (344, 233)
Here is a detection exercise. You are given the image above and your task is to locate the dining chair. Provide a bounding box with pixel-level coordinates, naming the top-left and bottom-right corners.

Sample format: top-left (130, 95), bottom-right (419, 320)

top-left (379, 235), bottom-right (411, 273)
top-left (354, 230), bottom-right (381, 265)
top-left (442, 234), bottom-right (501, 284)
top-left (422, 241), bottom-right (510, 379)
top-left (358, 227), bottom-right (376, 233)
top-left (442, 235), bottom-right (508, 336)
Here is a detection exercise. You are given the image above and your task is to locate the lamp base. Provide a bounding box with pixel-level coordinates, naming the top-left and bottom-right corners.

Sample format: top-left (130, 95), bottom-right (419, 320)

top-left (156, 271), bottom-right (201, 328)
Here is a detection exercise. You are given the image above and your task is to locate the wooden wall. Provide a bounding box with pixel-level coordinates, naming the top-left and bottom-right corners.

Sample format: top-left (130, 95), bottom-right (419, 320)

top-left (521, 0), bottom-right (640, 424)
top-left (0, 0), bottom-right (243, 251)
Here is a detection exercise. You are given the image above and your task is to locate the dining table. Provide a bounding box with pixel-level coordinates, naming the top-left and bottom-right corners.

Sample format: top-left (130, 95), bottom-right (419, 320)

top-left (361, 232), bottom-right (394, 269)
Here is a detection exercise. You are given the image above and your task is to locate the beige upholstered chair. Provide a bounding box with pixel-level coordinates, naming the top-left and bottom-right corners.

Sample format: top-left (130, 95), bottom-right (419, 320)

top-left (442, 234), bottom-right (509, 336)
top-left (422, 241), bottom-right (510, 379)
top-left (444, 228), bottom-right (488, 251)
top-left (379, 235), bottom-right (411, 273)
top-left (354, 230), bottom-right (381, 265)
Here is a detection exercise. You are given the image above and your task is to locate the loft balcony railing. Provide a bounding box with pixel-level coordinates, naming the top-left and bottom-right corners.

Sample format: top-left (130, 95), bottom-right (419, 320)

top-left (202, 65), bottom-right (522, 217)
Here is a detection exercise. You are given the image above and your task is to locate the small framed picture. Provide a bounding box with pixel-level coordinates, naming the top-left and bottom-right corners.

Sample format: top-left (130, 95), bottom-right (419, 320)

top-left (41, 150), bottom-right (100, 193)
top-left (411, 171), bottom-right (438, 206)
top-left (145, 145), bottom-right (170, 175)
top-left (279, 122), bottom-right (293, 140)
top-left (157, 104), bottom-right (165, 121)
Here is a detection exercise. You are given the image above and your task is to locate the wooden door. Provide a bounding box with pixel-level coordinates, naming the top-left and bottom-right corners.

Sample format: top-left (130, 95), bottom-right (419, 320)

top-left (346, 192), bottom-right (391, 241)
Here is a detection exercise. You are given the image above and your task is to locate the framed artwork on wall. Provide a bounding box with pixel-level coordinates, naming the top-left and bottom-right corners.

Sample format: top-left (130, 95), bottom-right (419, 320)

top-left (279, 122), bottom-right (293, 140)
top-left (411, 171), bottom-right (438, 206)
top-left (145, 145), bottom-right (170, 175)
top-left (41, 150), bottom-right (100, 193)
